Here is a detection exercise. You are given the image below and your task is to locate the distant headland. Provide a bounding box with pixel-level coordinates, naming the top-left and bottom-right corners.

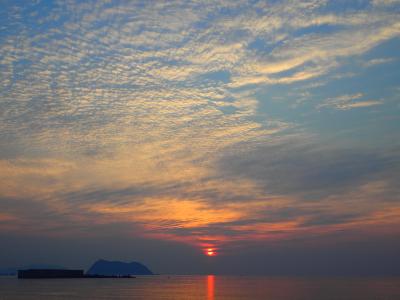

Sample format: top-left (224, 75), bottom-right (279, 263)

top-left (87, 259), bottom-right (153, 276)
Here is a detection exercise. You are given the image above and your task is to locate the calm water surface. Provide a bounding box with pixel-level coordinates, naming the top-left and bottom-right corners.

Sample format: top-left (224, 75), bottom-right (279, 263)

top-left (1, 275), bottom-right (400, 300)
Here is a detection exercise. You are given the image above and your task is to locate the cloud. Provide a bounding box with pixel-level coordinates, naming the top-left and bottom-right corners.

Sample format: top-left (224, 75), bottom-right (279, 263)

top-left (2, 134), bottom-right (399, 249)
top-left (217, 139), bottom-right (400, 200)
top-left (1, 0), bottom-right (400, 252)
top-left (372, 0), bottom-right (400, 6)
top-left (362, 57), bottom-right (396, 67)
top-left (318, 93), bottom-right (383, 110)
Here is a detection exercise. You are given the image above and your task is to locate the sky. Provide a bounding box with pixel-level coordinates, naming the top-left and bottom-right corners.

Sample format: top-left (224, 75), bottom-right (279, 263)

top-left (0, 0), bottom-right (400, 275)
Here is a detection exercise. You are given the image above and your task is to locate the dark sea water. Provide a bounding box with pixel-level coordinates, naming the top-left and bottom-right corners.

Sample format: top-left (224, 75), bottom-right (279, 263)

top-left (1, 275), bottom-right (400, 300)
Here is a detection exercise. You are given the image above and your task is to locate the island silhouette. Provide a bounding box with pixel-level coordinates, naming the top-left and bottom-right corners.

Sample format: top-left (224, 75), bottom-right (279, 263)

top-left (87, 259), bottom-right (153, 276)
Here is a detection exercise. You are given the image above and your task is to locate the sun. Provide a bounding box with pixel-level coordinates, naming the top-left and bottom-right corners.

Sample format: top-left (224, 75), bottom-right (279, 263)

top-left (206, 248), bottom-right (216, 256)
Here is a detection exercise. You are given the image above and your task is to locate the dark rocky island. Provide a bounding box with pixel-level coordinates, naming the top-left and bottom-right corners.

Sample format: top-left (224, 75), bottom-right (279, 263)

top-left (87, 259), bottom-right (153, 276)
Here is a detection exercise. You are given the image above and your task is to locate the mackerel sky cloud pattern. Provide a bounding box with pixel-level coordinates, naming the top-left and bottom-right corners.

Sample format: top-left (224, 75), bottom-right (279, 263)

top-left (1, 0), bottom-right (400, 267)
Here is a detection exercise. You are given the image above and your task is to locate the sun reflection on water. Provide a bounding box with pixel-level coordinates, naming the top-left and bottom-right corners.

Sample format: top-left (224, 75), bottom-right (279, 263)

top-left (207, 275), bottom-right (215, 300)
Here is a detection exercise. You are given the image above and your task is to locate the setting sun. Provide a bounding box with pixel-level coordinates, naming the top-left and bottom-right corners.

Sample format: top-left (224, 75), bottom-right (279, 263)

top-left (206, 248), bottom-right (216, 256)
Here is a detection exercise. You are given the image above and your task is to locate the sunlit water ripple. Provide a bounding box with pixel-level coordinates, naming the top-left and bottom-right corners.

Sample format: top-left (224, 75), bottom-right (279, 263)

top-left (1, 275), bottom-right (400, 300)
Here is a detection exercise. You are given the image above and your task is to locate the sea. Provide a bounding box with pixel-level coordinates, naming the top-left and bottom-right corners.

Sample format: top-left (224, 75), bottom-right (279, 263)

top-left (1, 275), bottom-right (400, 300)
